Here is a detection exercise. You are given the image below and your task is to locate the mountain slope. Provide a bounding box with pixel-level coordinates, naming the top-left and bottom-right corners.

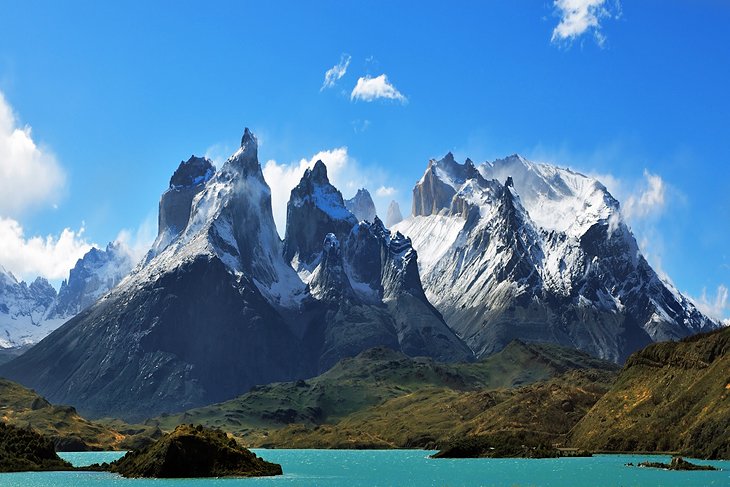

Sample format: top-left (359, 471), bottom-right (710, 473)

top-left (395, 153), bottom-right (718, 362)
top-left (569, 327), bottom-right (730, 459)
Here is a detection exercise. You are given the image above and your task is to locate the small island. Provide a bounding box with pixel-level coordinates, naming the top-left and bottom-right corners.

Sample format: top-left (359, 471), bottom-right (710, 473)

top-left (89, 424), bottom-right (282, 478)
top-left (636, 457), bottom-right (718, 471)
top-left (432, 432), bottom-right (571, 459)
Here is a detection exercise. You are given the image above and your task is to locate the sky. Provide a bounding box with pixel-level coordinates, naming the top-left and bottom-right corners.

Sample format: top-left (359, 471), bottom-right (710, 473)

top-left (0, 1), bottom-right (728, 320)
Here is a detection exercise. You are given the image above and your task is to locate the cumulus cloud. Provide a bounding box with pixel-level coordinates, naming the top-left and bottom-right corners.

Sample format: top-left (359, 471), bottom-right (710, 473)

top-left (376, 186), bottom-right (396, 197)
top-left (0, 217), bottom-right (93, 282)
top-left (321, 54), bottom-right (351, 91)
top-left (263, 148), bottom-right (367, 234)
top-left (689, 285), bottom-right (729, 322)
top-left (0, 91), bottom-right (65, 216)
top-left (551, 0), bottom-right (620, 47)
top-left (351, 74), bottom-right (407, 103)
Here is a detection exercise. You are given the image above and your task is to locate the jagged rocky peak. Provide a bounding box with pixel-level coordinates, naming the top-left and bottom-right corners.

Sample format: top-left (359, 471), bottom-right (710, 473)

top-left (283, 160), bottom-right (358, 272)
top-left (308, 233), bottom-right (355, 301)
top-left (50, 241), bottom-right (134, 319)
top-left (396, 151), bottom-right (719, 363)
top-left (345, 188), bottom-right (377, 222)
top-left (386, 200), bottom-right (403, 227)
top-left (169, 156), bottom-right (215, 189)
top-left (225, 127), bottom-right (261, 177)
top-left (413, 152), bottom-right (491, 218)
top-left (152, 155), bottom-right (215, 258)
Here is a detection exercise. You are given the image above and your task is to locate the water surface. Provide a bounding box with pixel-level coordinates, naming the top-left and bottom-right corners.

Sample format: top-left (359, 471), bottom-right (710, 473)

top-left (0, 450), bottom-right (727, 486)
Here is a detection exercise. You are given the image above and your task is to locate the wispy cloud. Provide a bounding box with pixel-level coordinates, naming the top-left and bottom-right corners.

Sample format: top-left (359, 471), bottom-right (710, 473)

top-left (351, 74), bottom-right (407, 103)
top-left (115, 212), bottom-right (157, 265)
top-left (321, 54), bottom-right (351, 91)
top-left (551, 0), bottom-right (621, 47)
top-left (0, 91), bottom-right (65, 216)
top-left (0, 217), bottom-right (93, 281)
top-left (622, 170), bottom-right (667, 221)
top-left (688, 284), bottom-right (729, 322)
top-left (376, 186), bottom-right (396, 197)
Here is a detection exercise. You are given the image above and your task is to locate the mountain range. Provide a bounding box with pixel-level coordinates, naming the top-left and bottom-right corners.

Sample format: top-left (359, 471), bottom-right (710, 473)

top-left (0, 128), bottom-right (721, 421)
top-left (0, 242), bottom-right (133, 360)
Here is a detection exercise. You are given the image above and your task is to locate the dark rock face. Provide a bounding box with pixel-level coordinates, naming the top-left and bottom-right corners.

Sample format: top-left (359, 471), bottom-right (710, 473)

top-left (151, 155), bottom-right (214, 259)
top-left (386, 200), bottom-right (403, 227)
top-left (283, 160), bottom-right (358, 271)
top-left (103, 424), bottom-right (282, 478)
top-left (345, 188), bottom-right (377, 222)
top-left (298, 215), bottom-right (473, 372)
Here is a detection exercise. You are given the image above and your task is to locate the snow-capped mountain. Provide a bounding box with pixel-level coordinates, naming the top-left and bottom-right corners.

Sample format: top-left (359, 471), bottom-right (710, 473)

top-left (344, 188), bottom-right (377, 223)
top-left (0, 267), bottom-right (61, 350)
top-left (0, 243), bottom-right (134, 353)
top-left (394, 153), bottom-right (719, 362)
top-left (287, 163), bottom-right (472, 371)
top-left (1, 129), bottom-right (471, 421)
top-left (49, 242), bottom-right (134, 318)
top-left (386, 200), bottom-right (403, 228)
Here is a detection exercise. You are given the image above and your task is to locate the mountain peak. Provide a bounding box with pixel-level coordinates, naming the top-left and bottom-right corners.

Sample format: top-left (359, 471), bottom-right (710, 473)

top-left (169, 156), bottom-right (214, 189)
top-left (307, 160), bottom-right (329, 184)
top-left (386, 200), bottom-right (403, 227)
top-left (240, 127), bottom-right (257, 149)
top-left (505, 176), bottom-right (514, 188)
top-left (345, 188), bottom-right (377, 222)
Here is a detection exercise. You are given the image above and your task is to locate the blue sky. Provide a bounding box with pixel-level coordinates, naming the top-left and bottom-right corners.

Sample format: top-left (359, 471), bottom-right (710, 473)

top-left (0, 1), bottom-right (728, 319)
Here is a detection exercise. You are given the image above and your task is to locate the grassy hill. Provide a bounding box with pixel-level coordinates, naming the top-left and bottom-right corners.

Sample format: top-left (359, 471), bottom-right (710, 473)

top-left (150, 342), bottom-right (619, 448)
top-left (569, 327), bottom-right (730, 459)
top-left (0, 378), bottom-right (159, 451)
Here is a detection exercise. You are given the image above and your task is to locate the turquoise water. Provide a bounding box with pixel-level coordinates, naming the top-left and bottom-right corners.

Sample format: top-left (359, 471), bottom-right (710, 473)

top-left (0, 450), bottom-right (727, 486)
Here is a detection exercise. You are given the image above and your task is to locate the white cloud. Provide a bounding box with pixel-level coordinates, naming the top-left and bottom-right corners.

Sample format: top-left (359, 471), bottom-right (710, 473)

top-left (622, 170), bottom-right (667, 221)
top-left (0, 91), bottom-right (66, 216)
top-left (551, 0), bottom-right (620, 47)
top-left (689, 284), bottom-right (729, 321)
top-left (321, 54), bottom-right (351, 91)
top-left (0, 217), bottom-right (93, 282)
top-left (351, 74), bottom-right (407, 103)
top-left (115, 212), bottom-right (157, 265)
top-left (376, 186), bottom-right (396, 197)
top-left (263, 148), bottom-right (366, 235)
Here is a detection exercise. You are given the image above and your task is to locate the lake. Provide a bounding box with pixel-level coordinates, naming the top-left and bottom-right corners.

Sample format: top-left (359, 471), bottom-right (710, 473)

top-left (0, 450), bottom-right (727, 486)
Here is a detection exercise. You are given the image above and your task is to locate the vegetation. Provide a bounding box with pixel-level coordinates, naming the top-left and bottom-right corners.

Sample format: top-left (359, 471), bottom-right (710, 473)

top-left (0, 377), bottom-right (159, 451)
top-left (569, 327), bottom-right (730, 459)
top-left (149, 342), bottom-right (619, 450)
top-left (88, 424), bottom-right (282, 478)
top-left (0, 422), bottom-right (72, 472)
